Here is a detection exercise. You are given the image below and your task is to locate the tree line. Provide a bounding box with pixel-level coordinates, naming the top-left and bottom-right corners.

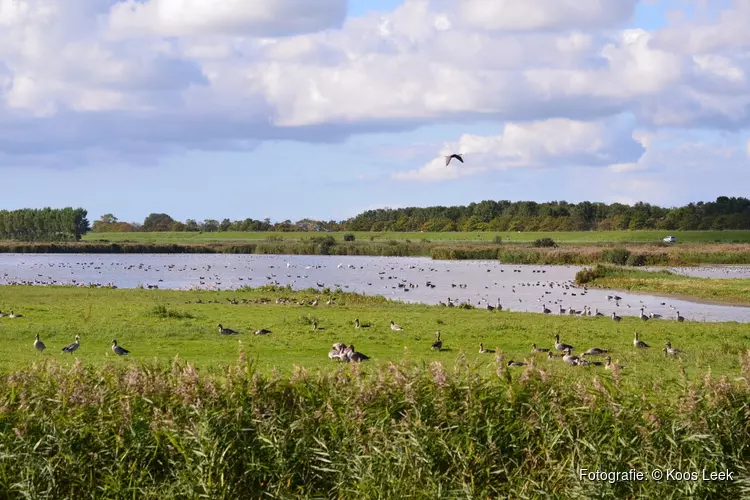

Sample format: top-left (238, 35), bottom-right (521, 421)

top-left (89, 196), bottom-right (750, 234)
top-left (0, 208), bottom-right (90, 241)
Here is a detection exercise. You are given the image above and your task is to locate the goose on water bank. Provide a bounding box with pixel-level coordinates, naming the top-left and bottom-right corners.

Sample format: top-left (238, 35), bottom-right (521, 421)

top-left (664, 341), bottom-right (682, 356)
top-left (582, 347), bottom-right (608, 356)
top-left (111, 339), bottom-right (130, 356)
top-left (633, 331), bottom-right (649, 348)
top-left (254, 328), bottom-right (272, 335)
top-left (61, 335), bottom-right (80, 354)
top-left (639, 308), bottom-right (649, 321)
top-left (217, 324), bottom-right (238, 335)
top-left (676, 311), bottom-right (685, 322)
top-left (34, 334), bottom-right (45, 353)
top-left (554, 334), bottom-right (573, 352)
top-left (611, 312), bottom-right (622, 322)
top-left (531, 343), bottom-right (549, 353)
top-left (431, 331), bottom-right (443, 350)
top-left (479, 343), bottom-right (495, 354)
top-left (604, 356), bottom-right (626, 370)
top-left (390, 321), bottom-right (403, 331)
top-left (445, 153), bottom-right (463, 166)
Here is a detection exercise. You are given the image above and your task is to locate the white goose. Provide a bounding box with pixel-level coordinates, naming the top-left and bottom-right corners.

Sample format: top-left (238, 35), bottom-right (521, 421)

top-left (633, 331), bottom-right (649, 348)
top-left (390, 321), bottom-right (403, 331)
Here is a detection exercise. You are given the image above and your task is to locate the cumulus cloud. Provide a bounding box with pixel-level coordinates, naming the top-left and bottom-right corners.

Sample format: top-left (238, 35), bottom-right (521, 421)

top-left (393, 117), bottom-right (645, 181)
top-left (108, 0), bottom-right (347, 38)
top-left (0, 0), bottom-right (747, 171)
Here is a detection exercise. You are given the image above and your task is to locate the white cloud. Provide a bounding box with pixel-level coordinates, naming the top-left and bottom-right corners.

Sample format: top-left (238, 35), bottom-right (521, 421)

top-left (108, 0), bottom-right (347, 37)
top-left (393, 117), bottom-right (645, 181)
top-left (0, 0), bottom-right (745, 172)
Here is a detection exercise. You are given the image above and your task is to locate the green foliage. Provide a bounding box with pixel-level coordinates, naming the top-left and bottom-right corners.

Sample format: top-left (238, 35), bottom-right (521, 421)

top-left (343, 233), bottom-right (356, 241)
top-left (150, 304), bottom-right (196, 319)
top-left (0, 207), bottom-right (89, 241)
top-left (532, 237), bottom-right (556, 248)
top-left (601, 247), bottom-right (631, 265)
top-left (575, 265), bottom-right (608, 284)
top-left (493, 235), bottom-right (503, 244)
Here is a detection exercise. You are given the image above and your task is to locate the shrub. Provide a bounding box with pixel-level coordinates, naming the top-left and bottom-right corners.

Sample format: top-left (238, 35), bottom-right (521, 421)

top-left (343, 233), bottom-right (355, 242)
top-left (601, 247), bottom-right (631, 265)
top-left (575, 265), bottom-right (607, 284)
top-left (493, 235), bottom-right (503, 244)
top-left (626, 253), bottom-right (647, 267)
top-left (150, 305), bottom-right (195, 319)
top-left (532, 237), bottom-right (556, 248)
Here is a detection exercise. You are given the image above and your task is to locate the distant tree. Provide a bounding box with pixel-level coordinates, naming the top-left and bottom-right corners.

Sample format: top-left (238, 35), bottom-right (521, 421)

top-left (143, 213), bottom-right (175, 232)
top-left (201, 219), bottom-right (219, 232)
top-left (185, 219), bottom-right (200, 232)
top-left (219, 218), bottom-right (232, 231)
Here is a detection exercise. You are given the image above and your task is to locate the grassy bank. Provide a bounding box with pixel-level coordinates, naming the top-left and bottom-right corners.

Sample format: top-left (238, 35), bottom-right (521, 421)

top-left (2, 239), bottom-right (750, 266)
top-left (2, 357), bottom-right (749, 498)
top-left (1, 286), bottom-right (749, 497)
top-left (84, 230), bottom-right (750, 244)
top-left (576, 265), bottom-right (750, 306)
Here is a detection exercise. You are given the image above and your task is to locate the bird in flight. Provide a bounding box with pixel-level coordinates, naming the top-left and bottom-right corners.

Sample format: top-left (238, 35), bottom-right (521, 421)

top-left (445, 153), bottom-right (464, 166)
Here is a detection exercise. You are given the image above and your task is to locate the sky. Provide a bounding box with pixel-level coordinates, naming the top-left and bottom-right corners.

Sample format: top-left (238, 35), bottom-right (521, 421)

top-left (0, 0), bottom-right (749, 223)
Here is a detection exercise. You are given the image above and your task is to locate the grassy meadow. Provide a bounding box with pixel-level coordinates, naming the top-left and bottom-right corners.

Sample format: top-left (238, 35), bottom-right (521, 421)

top-left (1, 285), bottom-right (750, 497)
top-left (577, 265), bottom-right (750, 306)
top-left (84, 229), bottom-right (750, 244)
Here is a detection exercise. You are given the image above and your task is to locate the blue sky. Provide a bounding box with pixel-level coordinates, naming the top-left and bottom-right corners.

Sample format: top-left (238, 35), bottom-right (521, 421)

top-left (1, 0), bottom-right (748, 223)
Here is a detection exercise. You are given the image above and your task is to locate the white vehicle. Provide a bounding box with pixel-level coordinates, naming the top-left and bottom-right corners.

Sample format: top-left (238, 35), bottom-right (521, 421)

top-left (663, 236), bottom-right (676, 243)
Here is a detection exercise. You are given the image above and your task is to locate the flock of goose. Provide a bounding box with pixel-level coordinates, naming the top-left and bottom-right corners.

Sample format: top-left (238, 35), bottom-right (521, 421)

top-left (33, 334), bottom-right (130, 356)
top-left (1, 256), bottom-right (746, 323)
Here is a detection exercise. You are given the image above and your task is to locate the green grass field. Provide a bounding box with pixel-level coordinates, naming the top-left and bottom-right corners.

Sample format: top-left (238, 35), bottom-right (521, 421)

top-left (2, 285), bottom-right (750, 497)
top-left (2, 285), bottom-right (748, 380)
top-left (577, 266), bottom-right (750, 306)
top-left (83, 229), bottom-right (750, 244)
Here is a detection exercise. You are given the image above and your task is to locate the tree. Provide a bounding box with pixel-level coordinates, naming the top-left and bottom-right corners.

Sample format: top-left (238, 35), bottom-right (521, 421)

top-left (143, 213), bottom-right (175, 232)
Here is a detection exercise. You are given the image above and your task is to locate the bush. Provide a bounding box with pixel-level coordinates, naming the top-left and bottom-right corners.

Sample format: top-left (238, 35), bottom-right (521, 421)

top-left (343, 233), bottom-right (355, 242)
top-left (626, 253), bottom-right (647, 267)
top-left (493, 235), bottom-right (503, 244)
top-left (575, 265), bottom-right (607, 284)
top-left (532, 237), bottom-right (556, 248)
top-left (601, 247), bottom-right (631, 265)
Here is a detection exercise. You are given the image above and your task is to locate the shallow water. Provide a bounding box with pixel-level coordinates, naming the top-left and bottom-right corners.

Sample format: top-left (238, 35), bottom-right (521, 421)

top-left (0, 254), bottom-right (748, 323)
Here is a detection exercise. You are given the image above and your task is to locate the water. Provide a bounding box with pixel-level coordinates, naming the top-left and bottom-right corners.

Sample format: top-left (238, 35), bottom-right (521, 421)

top-left (1, 254), bottom-right (749, 323)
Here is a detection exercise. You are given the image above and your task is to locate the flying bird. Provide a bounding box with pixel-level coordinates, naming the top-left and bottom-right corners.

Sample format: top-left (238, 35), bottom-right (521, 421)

top-left (445, 153), bottom-right (464, 166)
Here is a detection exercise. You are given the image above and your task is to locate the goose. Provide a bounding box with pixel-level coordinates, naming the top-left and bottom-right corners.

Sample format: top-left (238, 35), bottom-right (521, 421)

top-left (639, 308), bottom-right (649, 321)
top-left (507, 360), bottom-right (526, 367)
top-left (547, 351), bottom-right (563, 359)
top-left (310, 298), bottom-right (319, 307)
top-left (578, 358), bottom-right (603, 367)
top-left (0, 311), bottom-right (4, 317)
top-left (431, 331), bottom-right (443, 350)
top-left (676, 311), bottom-right (685, 322)
top-left (61, 335), bottom-right (80, 354)
top-left (542, 305), bottom-right (551, 314)
top-left (312, 320), bottom-right (318, 331)
top-left (345, 344), bottom-right (369, 362)
top-left (354, 318), bottom-right (360, 329)
top-left (478, 343), bottom-right (495, 354)
top-left (594, 309), bottom-right (604, 317)
top-left (390, 321), bottom-right (403, 331)
top-left (562, 348), bottom-right (580, 366)
top-left (445, 153), bottom-right (464, 166)
top-left (33, 334), bottom-right (45, 353)
top-left (664, 341), bottom-right (682, 356)
top-left (531, 343), bottom-right (549, 353)
top-left (329, 343), bottom-right (346, 360)
top-left (254, 328), bottom-right (272, 335)
top-left (111, 339), bottom-right (130, 356)
top-left (582, 347), bottom-right (608, 356)
top-left (218, 324), bottom-right (238, 335)
top-left (649, 312), bottom-right (662, 319)
top-left (8, 311), bottom-right (23, 318)
top-left (554, 334), bottom-right (573, 352)
top-left (633, 331), bottom-right (649, 348)
top-left (611, 312), bottom-right (622, 322)
top-left (604, 356), bottom-right (626, 370)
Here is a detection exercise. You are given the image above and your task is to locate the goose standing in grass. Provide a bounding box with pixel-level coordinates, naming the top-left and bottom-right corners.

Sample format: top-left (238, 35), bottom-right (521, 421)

top-left (254, 328), bottom-right (272, 335)
top-left (604, 356), bottom-right (626, 370)
top-left (611, 312), bottom-right (622, 322)
top-left (111, 339), bottom-right (130, 356)
top-left (34, 334), bottom-right (45, 353)
top-left (664, 341), bottom-right (682, 356)
top-left (431, 331), bottom-right (443, 350)
top-left (445, 153), bottom-right (463, 166)
top-left (531, 343), bottom-right (549, 353)
top-left (478, 343), bottom-right (495, 354)
top-left (8, 311), bottom-right (23, 318)
top-left (218, 324), bottom-right (238, 335)
top-left (507, 360), bottom-right (526, 367)
top-left (562, 348), bottom-right (580, 366)
top-left (354, 318), bottom-right (360, 329)
top-left (390, 321), bottom-right (403, 331)
top-left (61, 335), bottom-right (80, 354)
top-left (312, 320), bottom-right (318, 331)
top-left (582, 347), bottom-right (608, 356)
top-left (633, 331), bottom-right (649, 348)
top-left (676, 311), bottom-right (685, 322)
top-left (554, 334), bottom-right (573, 352)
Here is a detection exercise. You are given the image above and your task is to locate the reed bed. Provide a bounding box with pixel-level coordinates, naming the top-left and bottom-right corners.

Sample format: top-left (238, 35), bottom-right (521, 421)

top-left (1, 356), bottom-right (749, 498)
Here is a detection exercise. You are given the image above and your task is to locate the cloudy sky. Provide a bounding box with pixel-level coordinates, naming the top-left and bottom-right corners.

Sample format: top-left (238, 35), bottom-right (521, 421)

top-left (1, 0), bottom-right (749, 223)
